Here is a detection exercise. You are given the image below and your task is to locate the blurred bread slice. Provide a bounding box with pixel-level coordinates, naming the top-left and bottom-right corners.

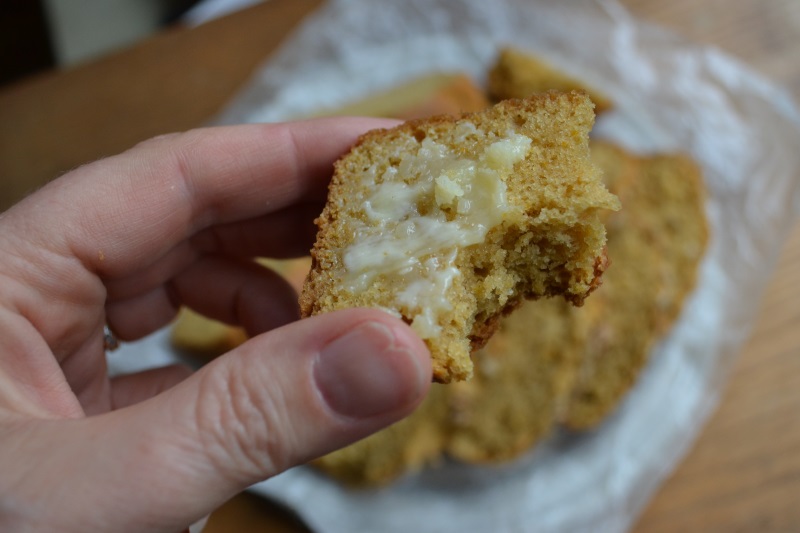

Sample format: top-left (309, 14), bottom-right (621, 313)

top-left (589, 140), bottom-right (640, 198)
top-left (171, 307), bottom-right (247, 360)
top-left (563, 147), bottom-right (708, 429)
top-left (312, 73), bottom-right (490, 120)
top-left (445, 298), bottom-right (589, 463)
top-left (489, 47), bottom-right (612, 115)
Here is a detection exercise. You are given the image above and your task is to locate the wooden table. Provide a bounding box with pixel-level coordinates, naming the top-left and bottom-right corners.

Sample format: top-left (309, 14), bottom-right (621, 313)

top-left (2, 1), bottom-right (798, 531)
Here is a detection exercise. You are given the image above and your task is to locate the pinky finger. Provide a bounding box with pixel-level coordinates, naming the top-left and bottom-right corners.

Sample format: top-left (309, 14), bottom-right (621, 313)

top-left (106, 256), bottom-right (299, 342)
top-left (170, 255), bottom-right (300, 337)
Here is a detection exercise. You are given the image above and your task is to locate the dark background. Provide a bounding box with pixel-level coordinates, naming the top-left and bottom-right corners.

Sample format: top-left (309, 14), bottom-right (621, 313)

top-left (0, 0), bottom-right (202, 87)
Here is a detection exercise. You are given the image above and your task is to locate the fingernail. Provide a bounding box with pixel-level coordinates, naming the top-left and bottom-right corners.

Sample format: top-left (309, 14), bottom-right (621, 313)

top-left (314, 321), bottom-right (426, 419)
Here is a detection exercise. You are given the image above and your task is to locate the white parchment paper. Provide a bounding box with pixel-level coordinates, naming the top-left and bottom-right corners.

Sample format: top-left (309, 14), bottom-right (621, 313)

top-left (110, 0), bottom-right (800, 531)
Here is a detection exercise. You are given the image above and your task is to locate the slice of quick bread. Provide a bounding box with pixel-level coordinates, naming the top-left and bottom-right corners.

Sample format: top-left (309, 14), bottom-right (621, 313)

top-left (445, 297), bottom-right (589, 463)
top-left (300, 92), bottom-right (620, 382)
top-left (488, 47), bottom-right (613, 115)
top-left (563, 149), bottom-right (708, 429)
top-left (312, 72), bottom-right (490, 120)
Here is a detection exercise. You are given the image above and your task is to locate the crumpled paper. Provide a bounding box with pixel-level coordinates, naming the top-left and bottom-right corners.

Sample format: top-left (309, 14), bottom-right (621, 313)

top-left (109, 0), bottom-right (800, 531)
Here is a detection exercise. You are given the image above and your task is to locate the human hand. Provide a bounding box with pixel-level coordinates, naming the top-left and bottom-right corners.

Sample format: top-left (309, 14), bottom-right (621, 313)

top-left (0, 119), bottom-right (431, 532)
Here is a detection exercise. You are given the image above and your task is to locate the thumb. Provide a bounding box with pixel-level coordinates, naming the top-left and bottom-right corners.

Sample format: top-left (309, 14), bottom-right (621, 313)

top-left (14, 309), bottom-right (431, 533)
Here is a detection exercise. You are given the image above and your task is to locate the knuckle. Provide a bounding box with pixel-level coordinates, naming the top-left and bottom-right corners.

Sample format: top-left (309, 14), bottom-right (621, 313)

top-left (134, 131), bottom-right (183, 148)
top-left (193, 361), bottom-right (295, 482)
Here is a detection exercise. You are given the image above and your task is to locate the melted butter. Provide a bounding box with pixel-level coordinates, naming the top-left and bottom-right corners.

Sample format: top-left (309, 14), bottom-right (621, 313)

top-left (396, 253), bottom-right (459, 338)
top-left (342, 125), bottom-right (532, 338)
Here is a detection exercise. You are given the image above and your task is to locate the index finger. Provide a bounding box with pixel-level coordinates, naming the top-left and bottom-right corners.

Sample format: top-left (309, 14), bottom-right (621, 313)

top-left (10, 117), bottom-right (397, 277)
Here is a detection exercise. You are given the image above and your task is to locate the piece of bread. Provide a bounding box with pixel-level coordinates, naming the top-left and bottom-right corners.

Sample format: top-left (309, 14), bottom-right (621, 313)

top-left (563, 148), bottom-right (708, 429)
top-left (589, 140), bottom-right (640, 198)
top-left (311, 72), bottom-right (490, 120)
top-left (170, 307), bottom-right (248, 360)
top-left (445, 297), bottom-right (589, 463)
top-left (488, 47), bottom-right (613, 115)
top-left (637, 155), bottom-right (709, 331)
top-left (300, 92), bottom-right (620, 382)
